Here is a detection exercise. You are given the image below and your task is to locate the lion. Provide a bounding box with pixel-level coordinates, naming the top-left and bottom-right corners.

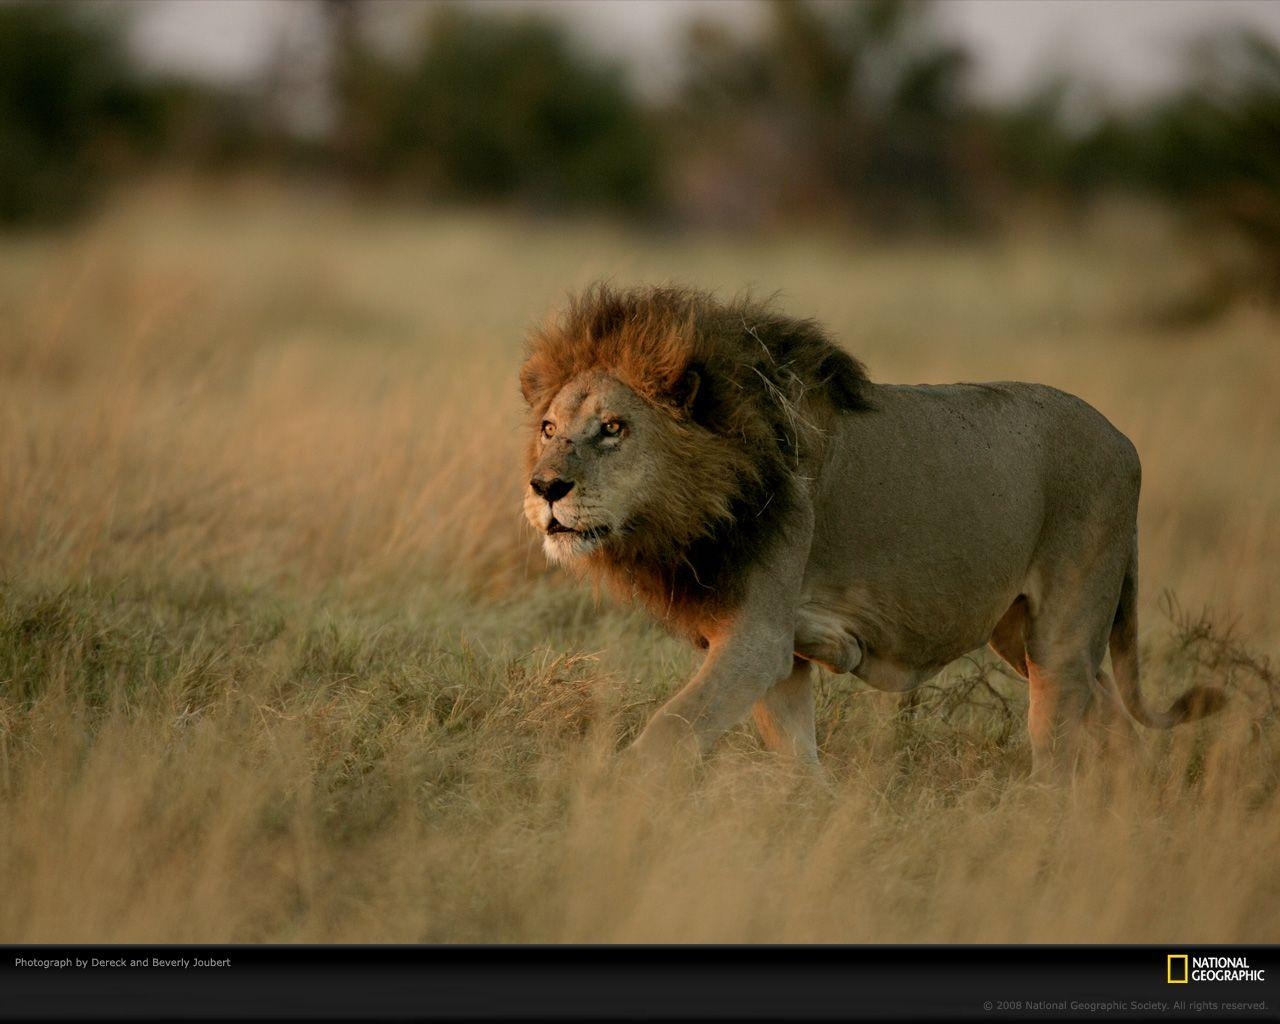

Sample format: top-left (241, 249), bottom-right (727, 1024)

top-left (519, 284), bottom-right (1225, 779)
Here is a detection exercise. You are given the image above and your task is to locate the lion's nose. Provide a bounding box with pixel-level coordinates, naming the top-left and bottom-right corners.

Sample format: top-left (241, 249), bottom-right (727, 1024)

top-left (530, 475), bottom-right (574, 502)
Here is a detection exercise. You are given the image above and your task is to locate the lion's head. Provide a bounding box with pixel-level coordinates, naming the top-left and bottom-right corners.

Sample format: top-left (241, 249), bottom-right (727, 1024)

top-left (519, 284), bottom-right (869, 631)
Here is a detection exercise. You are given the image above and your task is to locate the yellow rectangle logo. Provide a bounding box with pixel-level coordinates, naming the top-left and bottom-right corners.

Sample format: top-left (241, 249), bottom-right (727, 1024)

top-left (1168, 954), bottom-right (1189, 984)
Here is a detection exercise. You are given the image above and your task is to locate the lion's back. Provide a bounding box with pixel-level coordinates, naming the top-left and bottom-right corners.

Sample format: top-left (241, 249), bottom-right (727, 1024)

top-left (862, 379), bottom-right (1138, 493)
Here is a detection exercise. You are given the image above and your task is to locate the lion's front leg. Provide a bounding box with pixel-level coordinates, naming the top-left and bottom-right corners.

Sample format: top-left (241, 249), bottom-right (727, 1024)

top-left (628, 625), bottom-right (797, 768)
top-left (752, 657), bottom-right (818, 763)
top-left (626, 495), bottom-right (813, 773)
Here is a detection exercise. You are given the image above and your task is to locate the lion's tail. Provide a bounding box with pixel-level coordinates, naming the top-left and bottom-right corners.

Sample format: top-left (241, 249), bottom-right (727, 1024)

top-left (1109, 546), bottom-right (1226, 729)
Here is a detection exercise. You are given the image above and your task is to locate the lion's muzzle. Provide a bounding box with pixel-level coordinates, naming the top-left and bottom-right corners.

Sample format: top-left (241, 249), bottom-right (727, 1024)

top-left (529, 474), bottom-right (574, 502)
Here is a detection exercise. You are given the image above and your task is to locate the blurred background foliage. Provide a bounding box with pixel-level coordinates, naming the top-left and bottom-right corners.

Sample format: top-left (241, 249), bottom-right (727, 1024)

top-left (674, 0), bottom-right (976, 230)
top-left (358, 6), bottom-right (659, 210)
top-left (0, 3), bottom-right (156, 224)
top-left (0, 0), bottom-right (1277, 304)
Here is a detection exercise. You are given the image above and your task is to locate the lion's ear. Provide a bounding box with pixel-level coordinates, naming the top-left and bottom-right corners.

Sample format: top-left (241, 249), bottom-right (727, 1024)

top-left (671, 366), bottom-right (701, 416)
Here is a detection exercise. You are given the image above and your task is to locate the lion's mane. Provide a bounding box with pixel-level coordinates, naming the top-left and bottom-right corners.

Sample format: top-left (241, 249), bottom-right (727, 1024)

top-left (520, 284), bottom-right (870, 635)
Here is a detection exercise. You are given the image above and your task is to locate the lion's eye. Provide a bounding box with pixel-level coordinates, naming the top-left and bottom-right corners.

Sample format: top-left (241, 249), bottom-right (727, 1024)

top-left (602, 419), bottom-right (623, 437)
top-left (541, 421), bottom-right (556, 439)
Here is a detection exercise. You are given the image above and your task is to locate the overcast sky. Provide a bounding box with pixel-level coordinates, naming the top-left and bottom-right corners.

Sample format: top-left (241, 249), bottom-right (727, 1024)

top-left (128, 0), bottom-right (1280, 103)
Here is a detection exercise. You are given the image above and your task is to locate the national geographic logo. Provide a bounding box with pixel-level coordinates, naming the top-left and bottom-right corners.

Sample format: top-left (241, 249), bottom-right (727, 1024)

top-left (1168, 954), bottom-right (1267, 984)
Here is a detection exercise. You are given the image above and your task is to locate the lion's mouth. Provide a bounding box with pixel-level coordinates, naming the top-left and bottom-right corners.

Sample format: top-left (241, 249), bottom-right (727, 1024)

top-left (546, 518), bottom-right (611, 542)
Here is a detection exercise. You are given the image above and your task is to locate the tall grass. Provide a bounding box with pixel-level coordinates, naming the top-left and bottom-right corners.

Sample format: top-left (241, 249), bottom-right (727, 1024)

top-left (0, 183), bottom-right (1277, 942)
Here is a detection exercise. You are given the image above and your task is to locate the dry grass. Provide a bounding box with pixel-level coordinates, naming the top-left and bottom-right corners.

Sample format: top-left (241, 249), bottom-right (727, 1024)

top-left (0, 181), bottom-right (1277, 943)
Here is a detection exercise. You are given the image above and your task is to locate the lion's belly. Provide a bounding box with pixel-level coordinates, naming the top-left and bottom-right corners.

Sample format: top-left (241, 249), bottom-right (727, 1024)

top-left (794, 583), bottom-right (1009, 690)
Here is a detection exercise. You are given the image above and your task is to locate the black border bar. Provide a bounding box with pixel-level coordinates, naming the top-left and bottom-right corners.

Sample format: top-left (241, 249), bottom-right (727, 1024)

top-left (2, 945), bottom-right (1276, 1021)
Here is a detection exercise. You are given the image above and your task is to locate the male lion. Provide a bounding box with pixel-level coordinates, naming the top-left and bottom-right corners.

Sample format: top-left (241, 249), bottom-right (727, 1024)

top-left (519, 285), bottom-right (1224, 779)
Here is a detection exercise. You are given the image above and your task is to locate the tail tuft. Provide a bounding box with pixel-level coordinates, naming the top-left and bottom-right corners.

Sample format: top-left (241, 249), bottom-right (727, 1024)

top-left (1164, 685), bottom-right (1228, 723)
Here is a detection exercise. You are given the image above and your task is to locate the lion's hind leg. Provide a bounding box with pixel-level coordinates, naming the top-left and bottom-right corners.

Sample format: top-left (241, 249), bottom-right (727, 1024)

top-left (989, 595), bottom-right (1133, 777)
top-left (1023, 652), bottom-right (1098, 782)
top-left (1021, 563), bottom-right (1127, 781)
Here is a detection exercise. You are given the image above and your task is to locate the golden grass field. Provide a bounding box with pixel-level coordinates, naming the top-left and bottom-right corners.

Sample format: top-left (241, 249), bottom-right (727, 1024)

top-left (1, 181), bottom-right (1277, 942)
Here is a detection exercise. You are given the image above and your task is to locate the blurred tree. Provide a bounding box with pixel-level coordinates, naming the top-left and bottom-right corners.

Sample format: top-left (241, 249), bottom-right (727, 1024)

top-left (993, 79), bottom-right (1140, 206)
top-left (367, 6), bottom-right (659, 212)
top-left (1142, 29), bottom-right (1280, 298)
top-left (995, 27), bottom-right (1280, 307)
top-left (322, 0), bottom-right (377, 182)
top-left (674, 0), bottom-right (975, 231)
top-left (0, 2), bottom-right (160, 225)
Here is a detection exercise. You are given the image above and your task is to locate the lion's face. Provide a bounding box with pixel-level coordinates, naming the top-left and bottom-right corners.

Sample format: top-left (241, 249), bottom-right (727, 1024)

top-left (524, 371), bottom-right (677, 566)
